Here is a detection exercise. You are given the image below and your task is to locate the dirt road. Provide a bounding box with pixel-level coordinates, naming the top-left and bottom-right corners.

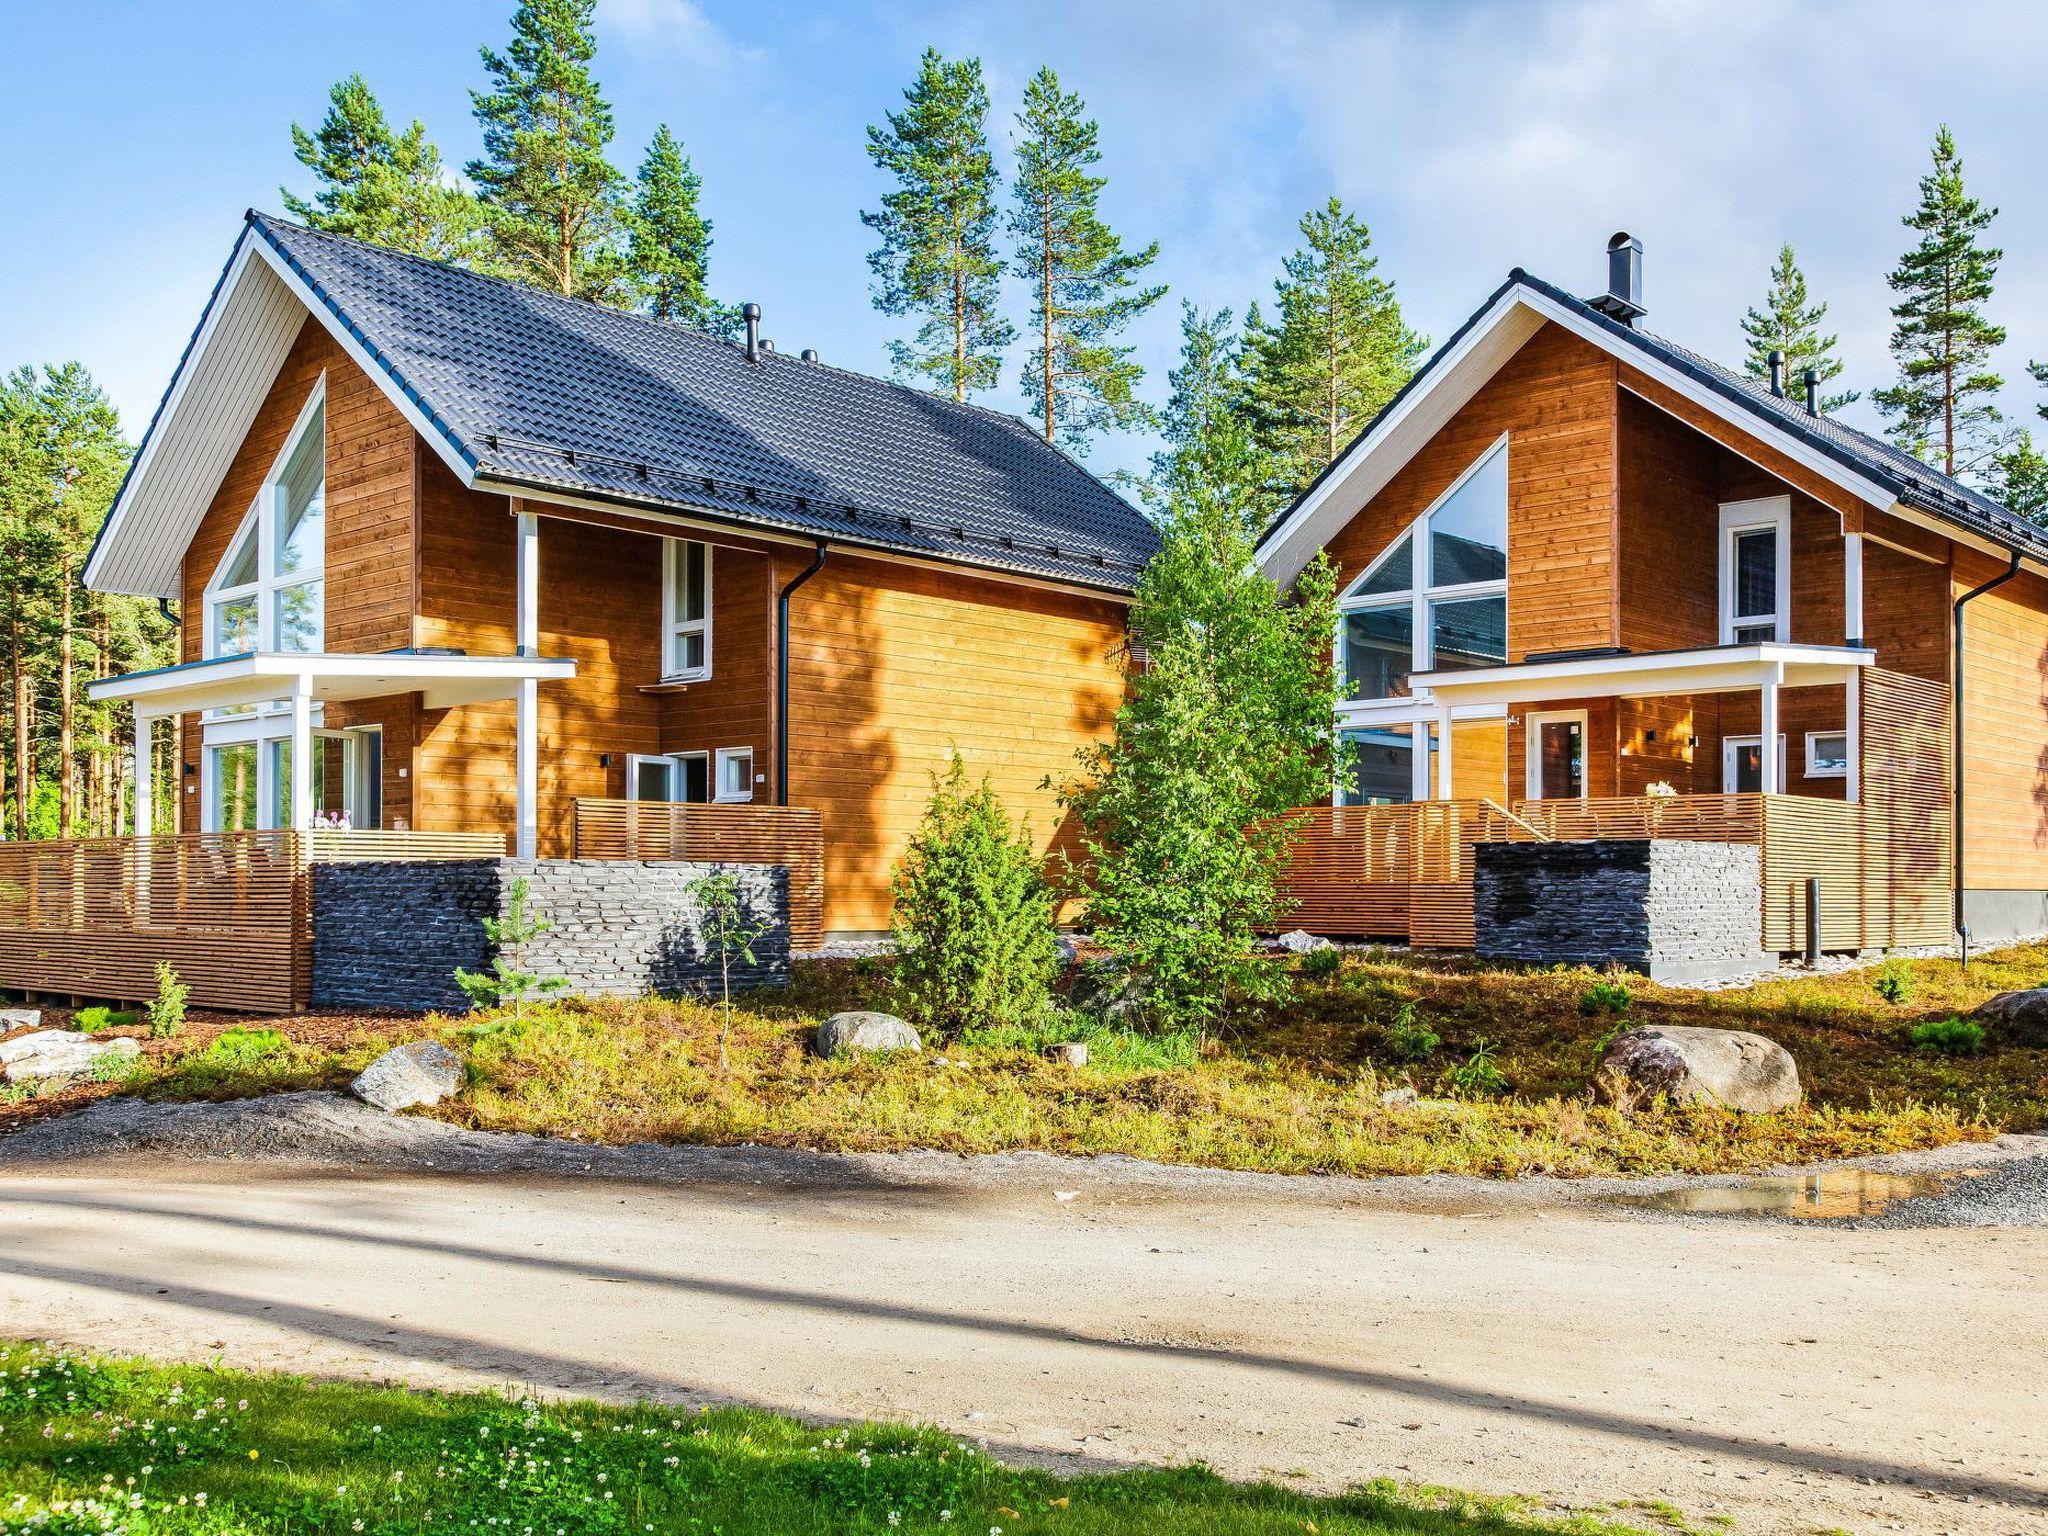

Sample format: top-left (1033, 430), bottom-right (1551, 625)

top-left (0, 1105), bottom-right (2041, 1534)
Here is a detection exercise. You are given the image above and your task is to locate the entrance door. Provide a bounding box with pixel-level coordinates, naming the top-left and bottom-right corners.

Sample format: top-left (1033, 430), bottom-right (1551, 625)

top-left (1721, 734), bottom-right (1786, 793)
top-left (1524, 711), bottom-right (1587, 800)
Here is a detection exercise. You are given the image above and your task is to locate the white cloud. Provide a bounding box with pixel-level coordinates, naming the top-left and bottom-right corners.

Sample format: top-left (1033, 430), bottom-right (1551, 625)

top-left (598, 0), bottom-right (751, 66)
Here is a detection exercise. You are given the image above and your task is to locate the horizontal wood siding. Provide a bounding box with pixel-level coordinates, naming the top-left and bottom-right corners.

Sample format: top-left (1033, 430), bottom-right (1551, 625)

top-left (1953, 548), bottom-right (2048, 889)
top-left (785, 552), bottom-right (1125, 932)
top-left (572, 800), bottom-right (824, 949)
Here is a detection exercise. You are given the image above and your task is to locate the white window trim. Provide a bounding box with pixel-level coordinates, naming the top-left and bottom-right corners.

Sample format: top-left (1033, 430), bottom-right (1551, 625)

top-left (1718, 495), bottom-right (1791, 645)
top-left (661, 538), bottom-right (713, 682)
top-left (204, 374), bottom-right (328, 667)
top-left (1803, 730), bottom-right (1849, 779)
top-left (714, 745), bottom-right (755, 803)
top-left (1523, 708), bottom-right (1589, 801)
top-left (1722, 733), bottom-right (1788, 792)
top-left (626, 750), bottom-right (711, 802)
top-left (1338, 434), bottom-right (1509, 709)
top-left (200, 712), bottom-right (388, 832)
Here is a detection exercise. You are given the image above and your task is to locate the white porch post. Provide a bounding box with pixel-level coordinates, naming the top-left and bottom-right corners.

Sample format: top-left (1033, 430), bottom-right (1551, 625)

top-left (1759, 669), bottom-right (1782, 795)
top-left (515, 509), bottom-right (540, 860)
top-left (131, 710), bottom-right (154, 840)
top-left (1435, 705), bottom-right (1455, 800)
top-left (1845, 673), bottom-right (1862, 803)
top-left (1843, 531), bottom-right (1865, 647)
top-left (1410, 721), bottom-right (1431, 803)
top-left (289, 674), bottom-right (314, 830)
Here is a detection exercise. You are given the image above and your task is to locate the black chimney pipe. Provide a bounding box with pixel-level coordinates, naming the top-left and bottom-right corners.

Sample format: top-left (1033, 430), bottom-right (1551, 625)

top-left (1801, 367), bottom-right (1819, 415)
top-left (1591, 232), bottom-right (1645, 326)
top-left (743, 302), bottom-right (761, 362)
top-left (1768, 349), bottom-right (1786, 398)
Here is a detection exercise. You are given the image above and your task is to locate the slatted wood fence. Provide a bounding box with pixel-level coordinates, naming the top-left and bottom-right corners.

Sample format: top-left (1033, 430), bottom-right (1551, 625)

top-left (571, 800), bottom-right (826, 952)
top-left (0, 829), bottom-right (504, 1013)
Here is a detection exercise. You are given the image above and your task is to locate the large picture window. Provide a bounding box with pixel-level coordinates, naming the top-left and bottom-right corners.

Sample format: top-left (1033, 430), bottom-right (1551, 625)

top-left (1338, 437), bottom-right (1508, 701)
top-left (662, 538), bottom-right (712, 680)
top-left (205, 381), bottom-right (326, 660)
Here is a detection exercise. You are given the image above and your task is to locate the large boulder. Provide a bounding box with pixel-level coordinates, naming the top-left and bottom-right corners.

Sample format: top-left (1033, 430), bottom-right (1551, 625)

top-left (1972, 988), bottom-right (2048, 1047)
top-left (0, 1007), bottom-right (43, 1033)
top-left (350, 1040), bottom-right (467, 1112)
top-left (816, 1011), bottom-right (922, 1058)
top-left (1594, 1025), bottom-right (1801, 1113)
top-left (0, 1029), bottom-right (141, 1082)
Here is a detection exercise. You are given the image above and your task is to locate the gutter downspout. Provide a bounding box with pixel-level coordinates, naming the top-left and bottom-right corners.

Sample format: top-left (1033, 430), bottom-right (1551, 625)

top-left (776, 540), bottom-right (828, 806)
top-left (1952, 545), bottom-right (2022, 966)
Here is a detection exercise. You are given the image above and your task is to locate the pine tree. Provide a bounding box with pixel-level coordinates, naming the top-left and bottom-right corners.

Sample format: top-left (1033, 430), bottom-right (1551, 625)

top-left (1873, 125), bottom-right (2006, 480)
top-left (284, 75), bottom-right (484, 262)
top-left (861, 49), bottom-right (1014, 402)
top-left (1739, 242), bottom-right (1858, 412)
top-left (1007, 66), bottom-right (1165, 451)
top-left (628, 124), bottom-right (734, 333)
top-left (1991, 431), bottom-right (2048, 525)
top-left (1242, 198), bottom-right (1422, 497)
top-left (1148, 303), bottom-right (1260, 517)
top-left (468, 0), bottom-right (632, 303)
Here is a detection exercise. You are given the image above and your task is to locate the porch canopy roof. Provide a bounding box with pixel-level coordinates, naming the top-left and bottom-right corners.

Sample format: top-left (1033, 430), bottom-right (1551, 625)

top-left (1410, 641), bottom-right (1872, 708)
top-left (87, 649), bottom-right (578, 718)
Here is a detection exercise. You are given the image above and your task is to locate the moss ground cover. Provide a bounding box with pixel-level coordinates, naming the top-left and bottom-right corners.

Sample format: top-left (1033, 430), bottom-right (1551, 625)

top-left (0, 1343), bottom-right (1672, 1536)
top-left (5, 942), bottom-right (2043, 1179)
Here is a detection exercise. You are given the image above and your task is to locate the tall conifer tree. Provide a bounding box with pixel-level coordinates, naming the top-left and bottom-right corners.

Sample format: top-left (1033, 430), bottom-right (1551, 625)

top-left (1242, 198), bottom-right (1422, 496)
top-left (1991, 432), bottom-right (2048, 524)
top-left (862, 50), bottom-right (1013, 401)
top-left (468, 0), bottom-right (631, 303)
top-left (1873, 126), bottom-right (2006, 479)
top-left (1149, 303), bottom-right (1258, 516)
top-left (1007, 66), bottom-right (1165, 451)
top-left (628, 124), bottom-right (731, 334)
top-left (1739, 243), bottom-right (1858, 412)
top-left (284, 75), bottom-right (483, 262)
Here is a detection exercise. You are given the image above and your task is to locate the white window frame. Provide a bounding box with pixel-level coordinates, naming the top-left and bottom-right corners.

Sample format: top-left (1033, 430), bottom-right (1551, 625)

top-left (199, 713), bottom-right (391, 831)
top-left (661, 538), bottom-right (713, 682)
top-left (1718, 495), bottom-right (1791, 645)
top-left (1523, 708), bottom-right (1590, 801)
top-left (203, 375), bottom-right (327, 669)
top-left (714, 745), bottom-right (755, 803)
top-left (1722, 733), bottom-right (1788, 792)
top-left (626, 750), bottom-right (711, 802)
top-left (1803, 730), bottom-right (1849, 779)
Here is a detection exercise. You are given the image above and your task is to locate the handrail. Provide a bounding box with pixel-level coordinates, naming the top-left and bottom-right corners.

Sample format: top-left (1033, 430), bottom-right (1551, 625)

top-left (1481, 798), bottom-right (1555, 842)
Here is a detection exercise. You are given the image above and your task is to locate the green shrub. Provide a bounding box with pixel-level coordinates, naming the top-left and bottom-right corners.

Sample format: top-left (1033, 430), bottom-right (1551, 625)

top-left (1910, 1016), bottom-right (1986, 1057)
top-left (74, 1005), bottom-right (140, 1032)
top-left (204, 1028), bottom-right (287, 1067)
top-left (148, 961), bottom-right (188, 1039)
top-left (1385, 1002), bottom-right (1440, 1062)
top-left (1298, 945), bottom-right (1343, 979)
top-left (889, 753), bottom-right (1060, 1039)
top-left (1872, 957), bottom-right (1914, 1005)
top-left (1448, 1037), bottom-right (1509, 1096)
top-left (1578, 977), bottom-right (1632, 1016)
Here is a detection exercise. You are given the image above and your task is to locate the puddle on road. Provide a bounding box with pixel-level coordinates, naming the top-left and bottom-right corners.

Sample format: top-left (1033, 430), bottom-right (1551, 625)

top-left (1613, 1167), bottom-right (1989, 1220)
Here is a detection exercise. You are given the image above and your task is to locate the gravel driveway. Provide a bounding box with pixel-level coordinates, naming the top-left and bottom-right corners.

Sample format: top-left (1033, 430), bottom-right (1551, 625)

top-left (1, 1095), bottom-right (2042, 1535)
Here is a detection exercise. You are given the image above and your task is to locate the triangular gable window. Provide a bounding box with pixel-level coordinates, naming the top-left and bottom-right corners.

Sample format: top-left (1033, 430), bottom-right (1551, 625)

top-left (204, 380), bottom-right (326, 661)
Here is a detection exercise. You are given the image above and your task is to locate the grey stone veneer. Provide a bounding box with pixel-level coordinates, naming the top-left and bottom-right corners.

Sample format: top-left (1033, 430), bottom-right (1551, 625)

top-left (1474, 839), bottom-right (1767, 984)
top-left (312, 858), bottom-right (790, 1012)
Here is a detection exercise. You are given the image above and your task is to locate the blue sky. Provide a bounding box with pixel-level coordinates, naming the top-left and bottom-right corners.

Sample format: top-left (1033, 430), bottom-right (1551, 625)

top-left (5, 0), bottom-right (2047, 486)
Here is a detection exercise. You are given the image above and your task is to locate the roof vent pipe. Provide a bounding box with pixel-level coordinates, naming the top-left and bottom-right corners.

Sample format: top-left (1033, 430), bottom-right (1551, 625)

top-left (800, 348), bottom-right (819, 363)
top-left (759, 338), bottom-right (775, 354)
top-left (743, 302), bottom-right (761, 362)
top-left (1801, 366), bottom-right (1820, 415)
top-left (1768, 349), bottom-right (1786, 398)
top-left (1591, 231), bottom-right (1646, 326)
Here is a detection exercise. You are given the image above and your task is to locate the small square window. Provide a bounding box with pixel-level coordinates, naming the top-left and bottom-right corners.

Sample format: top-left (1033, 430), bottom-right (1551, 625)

top-left (1806, 732), bottom-right (1850, 778)
top-left (715, 746), bottom-right (755, 802)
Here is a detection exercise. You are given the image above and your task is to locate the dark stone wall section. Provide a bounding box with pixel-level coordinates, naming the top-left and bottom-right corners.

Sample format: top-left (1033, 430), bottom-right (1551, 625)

top-left (312, 859), bottom-right (790, 1012)
top-left (1474, 839), bottom-right (1765, 983)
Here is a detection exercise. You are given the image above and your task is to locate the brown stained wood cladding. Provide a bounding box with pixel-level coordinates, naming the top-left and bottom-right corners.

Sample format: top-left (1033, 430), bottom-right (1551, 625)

top-left (1953, 547), bottom-right (2048, 889)
top-left (1449, 720), bottom-right (1508, 803)
top-left (784, 551), bottom-right (1125, 932)
top-left (1616, 392), bottom-right (1717, 652)
top-left (658, 543), bottom-right (774, 779)
top-left (1322, 323), bottom-right (1620, 659)
top-left (1864, 536), bottom-right (1950, 682)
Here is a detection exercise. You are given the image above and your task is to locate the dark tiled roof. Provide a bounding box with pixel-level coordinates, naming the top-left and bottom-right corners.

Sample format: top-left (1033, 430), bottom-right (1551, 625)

top-left (1264, 266), bottom-right (2047, 564)
top-left (250, 213), bottom-right (1157, 592)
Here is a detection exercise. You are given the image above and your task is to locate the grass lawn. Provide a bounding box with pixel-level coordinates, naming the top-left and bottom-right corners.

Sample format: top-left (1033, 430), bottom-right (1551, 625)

top-left (0, 1342), bottom-right (1674, 1536)
top-left (4, 943), bottom-right (2044, 1179)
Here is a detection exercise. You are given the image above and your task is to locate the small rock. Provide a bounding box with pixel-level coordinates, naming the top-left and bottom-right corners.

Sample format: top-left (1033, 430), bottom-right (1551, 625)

top-left (0, 1029), bottom-right (140, 1082)
top-left (1378, 1085), bottom-right (1419, 1108)
top-left (1273, 929), bottom-right (1335, 954)
top-left (1054, 935), bottom-right (1083, 967)
top-left (1972, 988), bottom-right (2048, 1047)
top-left (350, 1040), bottom-right (467, 1112)
top-left (815, 1011), bottom-right (922, 1058)
top-left (0, 1007), bottom-right (43, 1033)
top-left (1594, 1025), bottom-right (1801, 1113)
top-left (1044, 1041), bottom-right (1089, 1067)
